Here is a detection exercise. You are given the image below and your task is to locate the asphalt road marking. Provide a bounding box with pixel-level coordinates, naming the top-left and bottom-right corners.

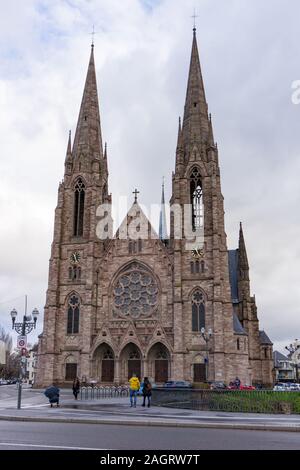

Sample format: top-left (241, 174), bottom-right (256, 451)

top-left (0, 442), bottom-right (109, 450)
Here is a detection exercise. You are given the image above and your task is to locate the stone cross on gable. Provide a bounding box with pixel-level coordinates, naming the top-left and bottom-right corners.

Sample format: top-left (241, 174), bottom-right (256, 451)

top-left (132, 188), bottom-right (140, 203)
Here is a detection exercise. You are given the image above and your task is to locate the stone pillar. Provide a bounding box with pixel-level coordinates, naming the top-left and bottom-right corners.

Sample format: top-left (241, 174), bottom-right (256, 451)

top-left (115, 358), bottom-right (120, 385)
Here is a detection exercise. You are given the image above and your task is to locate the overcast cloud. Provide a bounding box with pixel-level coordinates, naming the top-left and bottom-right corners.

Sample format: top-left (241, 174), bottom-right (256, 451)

top-left (0, 0), bottom-right (299, 354)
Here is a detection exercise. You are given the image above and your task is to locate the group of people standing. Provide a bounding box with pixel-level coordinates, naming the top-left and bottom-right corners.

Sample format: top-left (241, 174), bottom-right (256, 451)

top-left (129, 374), bottom-right (152, 408)
top-left (45, 375), bottom-right (152, 408)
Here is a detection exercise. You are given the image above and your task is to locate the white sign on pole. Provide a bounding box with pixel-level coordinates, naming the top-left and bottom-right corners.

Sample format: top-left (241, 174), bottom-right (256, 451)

top-left (17, 336), bottom-right (27, 349)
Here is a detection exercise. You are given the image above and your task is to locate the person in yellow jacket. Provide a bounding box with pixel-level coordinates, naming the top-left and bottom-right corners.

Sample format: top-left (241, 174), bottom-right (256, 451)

top-left (129, 373), bottom-right (140, 408)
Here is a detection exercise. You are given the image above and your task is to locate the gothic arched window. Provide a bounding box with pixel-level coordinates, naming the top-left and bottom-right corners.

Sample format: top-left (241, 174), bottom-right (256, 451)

top-left (191, 290), bottom-right (205, 332)
top-left (201, 261), bottom-right (205, 273)
top-left (190, 167), bottom-right (203, 231)
top-left (67, 295), bottom-right (80, 334)
top-left (73, 178), bottom-right (85, 237)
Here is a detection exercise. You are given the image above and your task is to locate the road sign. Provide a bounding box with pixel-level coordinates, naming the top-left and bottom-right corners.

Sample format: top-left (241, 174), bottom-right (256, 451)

top-left (17, 336), bottom-right (27, 349)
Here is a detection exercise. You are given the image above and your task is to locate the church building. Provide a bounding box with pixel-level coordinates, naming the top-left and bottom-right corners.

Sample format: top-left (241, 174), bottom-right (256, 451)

top-left (36, 28), bottom-right (274, 388)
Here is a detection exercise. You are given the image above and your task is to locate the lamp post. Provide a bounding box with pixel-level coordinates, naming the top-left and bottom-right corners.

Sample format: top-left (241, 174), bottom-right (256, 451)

top-left (285, 340), bottom-right (300, 383)
top-left (200, 327), bottom-right (213, 382)
top-left (10, 296), bottom-right (39, 409)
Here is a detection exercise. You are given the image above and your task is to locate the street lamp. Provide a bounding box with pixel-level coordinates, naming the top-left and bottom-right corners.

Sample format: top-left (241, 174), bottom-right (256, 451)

top-left (285, 340), bottom-right (300, 383)
top-left (200, 327), bottom-right (213, 382)
top-left (10, 296), bottom-right (39, 409)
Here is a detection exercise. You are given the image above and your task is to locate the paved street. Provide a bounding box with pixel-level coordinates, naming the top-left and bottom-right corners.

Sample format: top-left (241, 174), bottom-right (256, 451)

top-left (1, 384), bottom-right (300, 449)
top-left (0, 420), bottom-right (299, 450)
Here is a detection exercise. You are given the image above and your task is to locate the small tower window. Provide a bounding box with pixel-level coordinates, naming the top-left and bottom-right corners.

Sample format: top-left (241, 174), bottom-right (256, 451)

top-left (237, 338), bottom-right (240, 350)
top-left (73, 178), bottom-right (85, 237)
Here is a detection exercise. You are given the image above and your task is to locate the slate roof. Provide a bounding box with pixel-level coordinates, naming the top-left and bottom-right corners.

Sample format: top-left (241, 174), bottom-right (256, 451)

top-left (259, 330), bottom-right (273, 345)
top-left (273, 350), bottom-right (290, 368)
top-left (233, 312), bottom-right (247, 335)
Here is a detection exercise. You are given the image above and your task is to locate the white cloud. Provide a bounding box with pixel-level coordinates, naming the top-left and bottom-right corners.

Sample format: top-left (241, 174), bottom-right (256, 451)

top-left (0, 0), bottom-right (299, 353)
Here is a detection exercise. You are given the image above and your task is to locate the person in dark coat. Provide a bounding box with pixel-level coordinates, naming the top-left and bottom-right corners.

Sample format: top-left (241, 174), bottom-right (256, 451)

top-left (234, 377), bottom-right (241, 389)
top-left (72, 377), bottom-right (80, 400)
top-left (142, 377), bottom-right (152, 408)
top-left (44, 384), bottom-right (60, 407)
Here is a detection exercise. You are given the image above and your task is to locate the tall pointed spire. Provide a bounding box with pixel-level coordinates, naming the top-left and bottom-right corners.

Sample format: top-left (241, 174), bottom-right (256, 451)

top-left (72, 45), bottom-right (104, 160)
top-left (182, 28), bottom-right (209, 148)
top-left (65, 130), bottom-right (72, 161)
top-left (176, 116), bottom-right (182, 149)
top-left (208, 113), bottom-right (215, 147)
top-left (159, 178), bottom-right (168, 240)
top-left (238, 222), bottom-right (249, 271)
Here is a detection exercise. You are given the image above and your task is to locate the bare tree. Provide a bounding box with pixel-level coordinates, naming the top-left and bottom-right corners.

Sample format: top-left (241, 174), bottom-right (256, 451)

top-left (0, 326), bottom-right (12, 353)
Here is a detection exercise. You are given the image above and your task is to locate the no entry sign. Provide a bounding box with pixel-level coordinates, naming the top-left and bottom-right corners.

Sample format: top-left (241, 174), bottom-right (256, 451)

top-left (17, 336), bottom-right (27, 349)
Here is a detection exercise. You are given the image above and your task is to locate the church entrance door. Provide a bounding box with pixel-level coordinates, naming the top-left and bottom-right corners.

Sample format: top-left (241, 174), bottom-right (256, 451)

top-left (155, 360), bottom-right (168, 383)
top-left (101, 360), bottom-right (114, 383)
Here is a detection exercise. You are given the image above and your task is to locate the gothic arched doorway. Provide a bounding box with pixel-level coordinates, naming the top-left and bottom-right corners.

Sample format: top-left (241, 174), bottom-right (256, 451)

top-left (93, 344), bottom-right (115, 383)
top-left (120, 343), bottom-right (142, 381)
top-left (147, 343), bottom-right (170, 384)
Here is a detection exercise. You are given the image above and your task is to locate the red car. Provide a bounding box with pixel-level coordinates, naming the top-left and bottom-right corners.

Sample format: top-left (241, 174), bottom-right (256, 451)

top-left (228, 382), bottom-right (255, 390)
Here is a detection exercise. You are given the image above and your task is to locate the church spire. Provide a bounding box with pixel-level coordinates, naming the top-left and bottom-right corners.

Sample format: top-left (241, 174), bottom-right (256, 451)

top-left (72, 45), bottom-right (104, 160)
top-left (65, 130), bottom-right (72, 162)
top-left (159, 178), bottom-right (168, 241)
top-left (181, 28), bottom-right (209, 149)
top-left (176, 116), bottom-right (182, 150)
top-left (238, 222), bottom-right (249, 271)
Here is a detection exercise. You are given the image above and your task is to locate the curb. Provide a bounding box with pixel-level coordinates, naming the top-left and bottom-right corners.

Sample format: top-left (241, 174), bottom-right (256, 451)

top-left (0, 414), bottom-right (300, 432)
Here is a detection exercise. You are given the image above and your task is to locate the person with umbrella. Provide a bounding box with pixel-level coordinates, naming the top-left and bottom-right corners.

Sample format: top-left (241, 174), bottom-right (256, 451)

top-left (44, 383), bottom-right (60, 408)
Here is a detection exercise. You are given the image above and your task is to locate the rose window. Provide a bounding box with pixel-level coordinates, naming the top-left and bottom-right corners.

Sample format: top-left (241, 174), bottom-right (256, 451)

top-left (113, 265), bottom-right (158, 318)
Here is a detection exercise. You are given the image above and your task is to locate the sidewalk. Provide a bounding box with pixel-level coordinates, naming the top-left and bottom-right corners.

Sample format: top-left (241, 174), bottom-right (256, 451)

top-left (0, 388), bottom-right (300, 432)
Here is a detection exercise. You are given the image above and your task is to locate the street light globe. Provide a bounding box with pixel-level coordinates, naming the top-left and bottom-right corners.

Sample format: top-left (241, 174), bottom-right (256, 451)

top-left (32, 308), bottom-right (39, 321)
top-left (10, 308), bottom-right (17, 320)
top-left (201, 327), bottom-right (205, 334)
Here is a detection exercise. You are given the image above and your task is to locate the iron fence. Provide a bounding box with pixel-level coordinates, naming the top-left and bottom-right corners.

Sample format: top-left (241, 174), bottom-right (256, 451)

top-left (80, 385), bottom-right (129, 400)
top-left (151, 388), bottom-right (300, 414)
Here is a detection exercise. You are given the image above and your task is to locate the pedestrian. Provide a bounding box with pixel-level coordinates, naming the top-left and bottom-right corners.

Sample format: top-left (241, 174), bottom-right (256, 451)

top-left (44, 383), bottom-right (60, 408)
top-left (234, 377), bottom-right (241, 389)
top-left (129, 373), bottom-right (140, 408)
top-left (142, 377), bottom-right (152, 408)
top-left (72, 377), bottom-right (80, 400)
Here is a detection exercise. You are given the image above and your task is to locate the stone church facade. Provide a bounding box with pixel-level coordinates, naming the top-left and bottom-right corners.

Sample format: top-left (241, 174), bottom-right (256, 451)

top-left (36, 29), bottom-right (274, 388)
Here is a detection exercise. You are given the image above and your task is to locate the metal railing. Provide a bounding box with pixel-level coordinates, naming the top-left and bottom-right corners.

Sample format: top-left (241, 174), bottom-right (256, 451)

top-left (151, 388), bottom-right (300, 414)
top-left (80, 385), bottom-right (129, 400)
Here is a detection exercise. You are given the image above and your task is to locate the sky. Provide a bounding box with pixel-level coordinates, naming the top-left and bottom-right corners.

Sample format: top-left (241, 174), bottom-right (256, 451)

top-left (0, 0), bottom-right (299, 355)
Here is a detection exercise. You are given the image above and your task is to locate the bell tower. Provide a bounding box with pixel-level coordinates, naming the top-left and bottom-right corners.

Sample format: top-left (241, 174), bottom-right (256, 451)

top-left (170, 28), bottom-right (245, 384)
top-left (36, 45), bottom-right (110, 386)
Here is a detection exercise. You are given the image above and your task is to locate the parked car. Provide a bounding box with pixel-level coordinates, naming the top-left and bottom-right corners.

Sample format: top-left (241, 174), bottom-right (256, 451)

top-left (209, 381), bottom-right (227, 390)
top-left (163, 381), bottom-right (192, 388)
top-left (273, 383), bottom-right (289, 391)
top-left (0, 379), bottom-right (8, 385)
top-left (228, 382), bottom-right (255, 390)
